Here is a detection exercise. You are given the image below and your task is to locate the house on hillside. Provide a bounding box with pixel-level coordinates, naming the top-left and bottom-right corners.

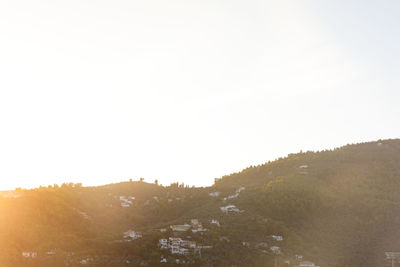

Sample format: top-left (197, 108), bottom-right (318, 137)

top-left (191, 219), bottom-right (206, 232)
top-left (270, 246), bottom-right (280, 254)
top-left (209, 192), bottom-right (220, 197)
top-left (170, 224), bottom-right (191, 232)
top-left (295, 261), bottom-right (318, 267)
top-left (220, 205), bottom-right (243, 213)
top-left (120, 196), bottom-right (134, 208)
top-left (271, 235), bottom-right (283, 241)
top-left (169, 237), bottom-right (183, 246)
top-left (123, 230), bottom-right (142, 240)
top-left (159, 239), bottom-right (169, 249)
top-left (210, 219), bottom-right (220, 226)
top-left (236, 186), bottom-right (246, 193)
top-left (22, 252), bottom-right (37, 258)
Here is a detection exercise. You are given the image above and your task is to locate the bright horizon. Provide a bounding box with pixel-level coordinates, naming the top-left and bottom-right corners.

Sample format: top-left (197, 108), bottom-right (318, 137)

top-left (1, 1), bottom-right (399, 190)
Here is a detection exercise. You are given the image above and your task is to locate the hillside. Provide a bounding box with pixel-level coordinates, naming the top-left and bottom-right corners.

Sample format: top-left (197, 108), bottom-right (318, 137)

top-left (1, 139), bottom-right (400, 267)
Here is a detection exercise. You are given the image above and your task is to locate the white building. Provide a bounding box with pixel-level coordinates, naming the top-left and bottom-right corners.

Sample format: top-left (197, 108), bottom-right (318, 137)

top-left (169, 237), bottom-right (182, 246)
top-left (123, 230), bottom-right (142, 240)
top-left (170, 224), bottom-right (191, 232)
top-left (120, 196), bottom-right (133, 208)
top-left (296, 255), bottom-right (303, 261)
top-left (22, 252), bottom-right (37, 258)
top-left (236, 186), bottom-right (246, 193)
top-left (209, 192), bottom-right (220, 197)
top-left (270, 246), bottom-right (280, 254)
top-left (298, 261), bottom-right (316, 267)
top-left (271, 235), bottom-right (283, 241)
top-left (210, 219), bottom-right (220, 226)
top-left (220, 205), bottom-right (243, 213)
top-left (171, 245), bottom-right (180, 254)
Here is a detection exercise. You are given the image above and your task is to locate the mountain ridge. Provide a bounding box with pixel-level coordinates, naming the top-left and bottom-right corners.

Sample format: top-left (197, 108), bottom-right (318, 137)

top-left (1, 138), bottom-right (400, 267)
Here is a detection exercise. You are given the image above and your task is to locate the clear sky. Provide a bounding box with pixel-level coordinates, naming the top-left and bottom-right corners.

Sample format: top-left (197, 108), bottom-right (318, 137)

top-left (0, 0), bottom-right (399, 190)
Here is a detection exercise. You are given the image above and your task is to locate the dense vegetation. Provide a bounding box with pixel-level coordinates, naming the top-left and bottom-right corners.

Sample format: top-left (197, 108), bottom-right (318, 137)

top-left (1, 139), bottom-right (400, 266)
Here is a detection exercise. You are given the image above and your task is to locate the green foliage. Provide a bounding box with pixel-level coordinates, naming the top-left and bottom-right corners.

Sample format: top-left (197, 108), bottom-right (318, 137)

top-left (1, 139), bottom-right (400, 266)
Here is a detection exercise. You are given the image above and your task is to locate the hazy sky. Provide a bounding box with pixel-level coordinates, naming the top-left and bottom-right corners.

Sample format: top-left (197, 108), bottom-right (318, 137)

top-left (0, 0), bottom-right (399, 190)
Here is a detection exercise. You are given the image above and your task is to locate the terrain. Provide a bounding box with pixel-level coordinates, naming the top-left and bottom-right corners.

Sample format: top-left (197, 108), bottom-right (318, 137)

top-left (1, 139), bottom-right (400, 267)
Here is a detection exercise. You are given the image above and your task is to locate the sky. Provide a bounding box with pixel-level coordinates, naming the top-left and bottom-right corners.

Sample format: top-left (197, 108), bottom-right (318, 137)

top-left (0, 0), bottom-right (399, 190)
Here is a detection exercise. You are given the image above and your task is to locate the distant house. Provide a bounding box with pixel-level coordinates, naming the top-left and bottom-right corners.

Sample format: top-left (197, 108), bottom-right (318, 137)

top-left (169, 237), bottom-right (183, 246)
top-left (191, 219), bottom-right (199, 225)
top-left (159, 228), bottom-right (167, 232)
top-left (46, 250), bottom-right (56, 255)
top-left (160, 258), bottom-right (167, 263)
top-left (296, 261), bottom-right (316, 267)
top-left (79, 257), bottom-right (94, 265)
top-left (296, 254), bottom-right (303, 260)
top-left (236, 186), bottom-right (246, 193)
top-left (22, 252), bottom-right (37, 258)
top-left (220, 205), bottom-right (243, 213)
top-left (123, 230), bottom-right (142, 240)
top-left (170, 224), bottom-right (191, 232)
top-left (159, 239), bottom-right (168, 249)
top-left (209, 192), bottom-right (220, 197)
top-left (120, 196), bottom-right (133, 208)
top-left (191, 219), bottom-right (206, 232)
top-left (210, 219), bottom-right (220, 226)
top-left (270, 246), bottom-right (280, 254)
top-left (171, 245), bottom-right (180, 254)
top-left (271, 235), bottom-right (283, 241)
top-left (179, 247), bottom-right (189, 255)
top-left (180, 240), bottom-right (196, 248)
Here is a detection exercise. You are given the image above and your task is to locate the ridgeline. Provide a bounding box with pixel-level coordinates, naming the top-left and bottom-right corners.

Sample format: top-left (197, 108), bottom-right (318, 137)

top-left (1, 139), bottom-right (400, 267)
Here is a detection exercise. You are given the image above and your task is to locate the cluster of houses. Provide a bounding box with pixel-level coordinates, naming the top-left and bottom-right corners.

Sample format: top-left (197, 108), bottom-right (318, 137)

top-left (22, 250), bottom-right (58, 259)
top-left (158, 237), bottom-right (213, 256)
top-left (159, 237), bottom-right (196, 255)
top-left (120, 196), bottom-right (135, 208)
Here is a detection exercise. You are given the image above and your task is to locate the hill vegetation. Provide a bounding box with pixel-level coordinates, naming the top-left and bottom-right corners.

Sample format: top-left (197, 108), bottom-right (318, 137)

top-left (1, 139), bottom-right (400, 267)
